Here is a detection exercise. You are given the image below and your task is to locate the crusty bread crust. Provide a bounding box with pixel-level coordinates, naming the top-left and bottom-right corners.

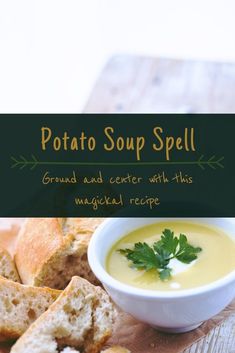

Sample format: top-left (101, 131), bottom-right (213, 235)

top-left (0, 221), bottom-right (22, 257)
top-left (15, 218), bottom-right (104, 289)
top-left (15, 218), bottom-right (64, 285)
top-left (0, 276), bottom-right (60, 341)
top-left (0, 247), bottom-right (20, 282)
top-left (11, 276), bottom-right (115, 353)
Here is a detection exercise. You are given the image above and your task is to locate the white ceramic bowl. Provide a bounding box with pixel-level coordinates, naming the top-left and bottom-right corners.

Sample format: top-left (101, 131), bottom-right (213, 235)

top-left (88, 218), bottom-right (235, 333)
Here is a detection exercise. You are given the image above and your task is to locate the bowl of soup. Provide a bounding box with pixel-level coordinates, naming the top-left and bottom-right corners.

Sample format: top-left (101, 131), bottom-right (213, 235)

top-left (88, 218), bottom-right (235, 333)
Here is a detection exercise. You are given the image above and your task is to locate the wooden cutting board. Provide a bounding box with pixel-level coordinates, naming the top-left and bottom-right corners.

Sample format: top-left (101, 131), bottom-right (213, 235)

top-left (84, 55), bottom-right (235, 113)
top-left (0, 343), bottom-right (12, 353)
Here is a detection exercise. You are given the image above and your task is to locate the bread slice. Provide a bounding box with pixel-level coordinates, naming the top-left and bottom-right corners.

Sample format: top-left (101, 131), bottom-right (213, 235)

top-left (0, 276), bottom-right (60, 341)
top-left (101, 347), bottom-right (131, 353)
top-left (15, 218), bottom-right (104, 289)
top-left (0, 246), bottom-right (20, 282)
top-left (11, 276), bottom-right (115, 353)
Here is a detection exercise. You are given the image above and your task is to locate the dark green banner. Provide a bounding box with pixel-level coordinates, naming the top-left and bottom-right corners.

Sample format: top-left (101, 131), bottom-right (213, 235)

top-left (0, 114), bottom-right (233, 216)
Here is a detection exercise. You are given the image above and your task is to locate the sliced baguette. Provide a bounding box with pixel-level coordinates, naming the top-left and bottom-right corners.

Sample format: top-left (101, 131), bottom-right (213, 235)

top-left (0, 247), bottom-right (20, 282)
top-left (0, 276), bottom-right (60, 341)
top-left (0, 221), bottom-right (22, 257)
top-left (11, 276), bottom-right (115, 353)
top-left (15, 218), bottom-right (104, 289)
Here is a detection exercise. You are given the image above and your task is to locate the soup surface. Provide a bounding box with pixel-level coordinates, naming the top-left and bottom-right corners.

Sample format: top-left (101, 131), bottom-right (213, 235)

top-left (106, 221), bottom-right (235, 291)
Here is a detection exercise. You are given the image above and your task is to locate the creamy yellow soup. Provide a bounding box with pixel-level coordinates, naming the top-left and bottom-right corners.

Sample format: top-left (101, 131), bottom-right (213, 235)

top-left (106, 222), bottom-right (235, 291)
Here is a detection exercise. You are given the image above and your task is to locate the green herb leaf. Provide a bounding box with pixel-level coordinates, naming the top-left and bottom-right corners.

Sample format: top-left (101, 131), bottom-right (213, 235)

top-left (119, 242), bottom-right (159, 271)
top-left (175, 233), bottom-right (202, 264)
top-left (153, 242), bottom-right (171, 268)
top-left (158, 229), bottom-right (179, 255)
top-left (118, 229), bottom-right (202, 282)
top-left (159, 268), bottom-right (172, 281)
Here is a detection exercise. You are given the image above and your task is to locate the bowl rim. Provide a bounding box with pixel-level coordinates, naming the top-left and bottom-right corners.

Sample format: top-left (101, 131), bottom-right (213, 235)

top-left (88, 217), bottom-right (235, 299)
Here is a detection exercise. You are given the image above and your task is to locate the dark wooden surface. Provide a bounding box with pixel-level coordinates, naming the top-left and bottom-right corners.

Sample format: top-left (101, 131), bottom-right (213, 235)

top-left (84, 55), bottom-right (235, 113)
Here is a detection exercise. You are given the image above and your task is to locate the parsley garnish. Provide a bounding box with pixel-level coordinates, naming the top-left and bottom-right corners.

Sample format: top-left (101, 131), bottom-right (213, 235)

top-left (118, 229), bottom-right (202, 281)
